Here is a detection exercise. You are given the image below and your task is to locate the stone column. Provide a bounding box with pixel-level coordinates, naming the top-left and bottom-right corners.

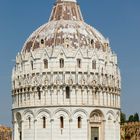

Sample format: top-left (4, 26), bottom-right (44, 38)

top-left (34, 119), bottom-right (37, 140)
top-left (81, 87), bottom-right (84, 105)
top-left (63, 87), bottom-right (65, 105)
top-left (102, 119), bottom-right (106, 140)
top-left (110, 93), bottom-right (112, 107)
top-left (33, 91), bottom-right (35, 106)
top-left (50, 119), bottom-right (54, 140)
top-left (118, 95), bottom-right (120, 108)
top-left (115, 94), bottom-right (117, 107)
top-left (21, 120), bottom-right (24, 140)
top-left (75, 87), bottom-right (78, 105)
top-left (57, 87), bottom-right (59, 105)
top-left (44, 90), bottom-right (47, 105)
top-left (15, 94), bottom-right (17, 107)
top-left (69, 118), bottom-right (72, 140)
top-left (70, 86), bottom-right (72, 105)
top-left (45, 89), bottom-right (48, 105)
top-left (92, 88), bottom-right (95, 105)
top-left (87, 119), bottom-right (90, 140)
top-left (13, 121), bottom-right (17, 140)
top-left (18, 94), bottom-right (19, 107)
top-left (87, 88), bottom-right (90, 105)
top-left (98, 91), bottom-right (100, 106)
top-left (104, 92), bottom-right (106, 106)
top-left (50, 88), bottom-right (53, 105)
top-left (106, 92), bottom-right (108, 107)
top-left (101, 92), bottom-right (103, 106)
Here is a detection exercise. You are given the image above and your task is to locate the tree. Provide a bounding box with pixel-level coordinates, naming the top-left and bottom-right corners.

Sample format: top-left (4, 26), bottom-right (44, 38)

top-left (128, 115), bottom-right (134, 122)
top-left (133, 113), bottom-right (139, 122)
top-left (121, 112), bottom-right (126, 124)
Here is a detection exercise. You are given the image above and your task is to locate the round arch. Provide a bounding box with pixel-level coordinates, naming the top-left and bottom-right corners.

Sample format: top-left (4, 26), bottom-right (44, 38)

top-left (72, 109), bottom-right (88, 119)
top-left (16, 112), bottom-right (22, 122)
top-left (90, 109), bottom-right (105, 120)
top-left (22, 109), bottom-right (35, 120)
top-left (35, 109), bottom-right (51, 119)
top-left (53, 108), bottom-right (71, 119)
top-left (89, 109), bottom-right (105, 140)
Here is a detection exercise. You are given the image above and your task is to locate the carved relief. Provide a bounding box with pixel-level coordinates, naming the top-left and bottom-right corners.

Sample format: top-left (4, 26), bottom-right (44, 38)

top-left (80, 75), bottom-right (86, 85)
top-left (90, 112), bottom-right (102, 123)
top-left (44, 76), bottom-right (49, 86)
top-left (68, 76), bottom-right (74, 85)
top-left (55, 75), bottom-right (62, 85)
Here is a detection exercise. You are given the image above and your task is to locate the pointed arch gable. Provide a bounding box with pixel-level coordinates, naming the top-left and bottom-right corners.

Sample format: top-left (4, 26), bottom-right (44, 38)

top-left (30, 51), bottom-right (35, 60)
top-left (106, 110), bottom-right (115, 117)
top-left (56, 47), bottom-right (67, 59)
top-left (91, 49), bottom-right (99, 60)
top-left (74, 48), bottom-right (84, 59)
top-left (106, 110), bottom-right (115, 121)
top-left (40, 48), bottom-right (50, 60)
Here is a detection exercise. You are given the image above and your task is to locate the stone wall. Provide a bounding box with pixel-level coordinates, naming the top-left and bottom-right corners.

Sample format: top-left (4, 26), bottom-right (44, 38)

top-left (13, 107), bottom-right (120, 140)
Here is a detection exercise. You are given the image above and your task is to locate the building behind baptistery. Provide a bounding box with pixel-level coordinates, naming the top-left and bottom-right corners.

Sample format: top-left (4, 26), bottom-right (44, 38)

top-left (12, 0), bottom-right (121, 140)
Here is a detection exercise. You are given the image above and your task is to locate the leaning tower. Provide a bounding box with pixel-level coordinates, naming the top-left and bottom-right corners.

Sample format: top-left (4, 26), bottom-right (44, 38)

top-left (12, 0), bottom-right (121, 140)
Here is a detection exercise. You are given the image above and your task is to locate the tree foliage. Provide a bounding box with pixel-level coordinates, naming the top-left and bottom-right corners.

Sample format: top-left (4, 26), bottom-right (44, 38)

top-left (121, 112), bottom-right (139, 123)
top-left (128, 115), bottom-right (134, 122)
top-left (134, 113), bottom-right (139, 122)
top-left (128, 113), bottom-right (139, 122)
top-left (121, 112), bottom-right (126, 124)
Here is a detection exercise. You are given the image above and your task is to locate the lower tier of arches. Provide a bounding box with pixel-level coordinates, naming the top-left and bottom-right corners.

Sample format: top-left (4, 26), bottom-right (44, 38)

top-left (13, 107), bottom-right (120, 140)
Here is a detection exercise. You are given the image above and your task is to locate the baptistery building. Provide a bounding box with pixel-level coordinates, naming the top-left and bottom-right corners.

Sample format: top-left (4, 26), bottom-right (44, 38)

top-left (12, 0), bottom-right (121, 140)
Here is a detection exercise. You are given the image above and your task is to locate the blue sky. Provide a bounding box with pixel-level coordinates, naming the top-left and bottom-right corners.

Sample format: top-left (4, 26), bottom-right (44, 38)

top-left (0, 0), bottom-right (140, 126)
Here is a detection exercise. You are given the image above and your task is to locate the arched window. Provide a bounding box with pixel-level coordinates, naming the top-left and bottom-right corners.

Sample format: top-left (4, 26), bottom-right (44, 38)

top-left (60, 58), bottom-right (64, 68)
top-left (28, 117), bottom-right (31, 129)
top-left (92, 60), bottom-right (96, 69)
top-left (43, 117), bottom-right (46, 128)
top-left (41, 39), bottom-right (44, 44)
top-left (20, 132), bottom-right (22, 140)
top-left (37, 87), bottom-right (41, 100)
top-left (102, 67), bottom-right (104, 74)
top-left (66, 86), bottom-right (70, 99)
top-left (60, 116), bottom-right (64, 128)
top-left (77, 59), bottom-right (81, 68)
top-left (78, 117), bottom-right (82, 128)
top-left (91, 39), bottom-right (94, 45)
top-left (31, 61), bottom-right (34, 70)
top-left (44, 59), bottom-right (48, 69)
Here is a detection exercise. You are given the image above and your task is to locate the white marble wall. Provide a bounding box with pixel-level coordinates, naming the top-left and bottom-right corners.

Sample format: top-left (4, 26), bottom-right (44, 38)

top-left (12, 46), bottom-right (121, 140)
top-left (13, 107), bottom-right (120, 140)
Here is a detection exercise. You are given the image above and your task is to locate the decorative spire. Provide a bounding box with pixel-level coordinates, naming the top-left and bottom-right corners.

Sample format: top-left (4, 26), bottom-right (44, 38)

top-left (49, 0), bottom-right (83, 21)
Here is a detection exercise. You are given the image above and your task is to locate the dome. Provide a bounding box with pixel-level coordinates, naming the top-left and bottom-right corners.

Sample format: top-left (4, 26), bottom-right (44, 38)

top-left (22, 0), bottom-right (108, 53)
top-left (12, 1), bottom-right (121, 140)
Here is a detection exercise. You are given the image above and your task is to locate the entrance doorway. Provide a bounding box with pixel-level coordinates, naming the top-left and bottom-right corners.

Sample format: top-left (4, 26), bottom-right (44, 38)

top-left (89, 110), bottom-right (104, 140)
top-left (91, 127), bottom-right (99, 140)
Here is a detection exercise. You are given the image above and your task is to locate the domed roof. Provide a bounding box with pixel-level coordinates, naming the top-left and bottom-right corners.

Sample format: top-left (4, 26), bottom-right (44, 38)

top-left (22, 0), bottom-right (108, 53)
